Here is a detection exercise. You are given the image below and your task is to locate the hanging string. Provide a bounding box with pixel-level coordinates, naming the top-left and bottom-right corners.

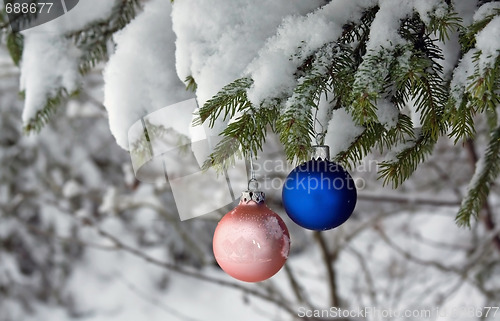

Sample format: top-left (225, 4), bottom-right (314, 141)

top-left (313, 107), bottom-right (326, 146)
top-left (247, 150), bottom-right (259, 191)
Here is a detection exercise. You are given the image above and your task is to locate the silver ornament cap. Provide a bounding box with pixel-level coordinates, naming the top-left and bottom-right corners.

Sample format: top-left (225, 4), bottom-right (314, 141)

top-left (240, 190), bottom-right (265, 204)
top-left (311, 145), bottom-right (330, 161)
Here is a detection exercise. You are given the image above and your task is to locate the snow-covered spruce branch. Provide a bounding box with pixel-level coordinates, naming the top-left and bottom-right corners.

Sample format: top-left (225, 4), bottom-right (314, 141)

top-left (8, 1), bottom-right (500, 231)
top-left (278, 43), bottom-right (356, 162)
top-left (200, 6), bottom-right (452, 176)
top-left (6, 0), bottom-right (143, 133)
top-left (68, 0), bottom-right (142, 74)
top-left (193, 2), bottom-right (499, 227)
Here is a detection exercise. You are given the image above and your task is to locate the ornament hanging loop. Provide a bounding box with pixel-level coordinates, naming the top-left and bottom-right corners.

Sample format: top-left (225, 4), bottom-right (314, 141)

top-left (311, 107), bottom-right (329, 160)
top-left (242, 150), bottom-right (265, 203)
top-left (313, 107), bottom-right (326, 146)
top-left (248, 178), bottom-right (259, 191)
top-left (315, 132), bottom-right (326, 146)
top-left (247, 150), bottom-right (259, 191)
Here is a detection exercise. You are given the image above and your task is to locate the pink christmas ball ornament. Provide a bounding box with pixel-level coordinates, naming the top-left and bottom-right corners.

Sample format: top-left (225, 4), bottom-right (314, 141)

top-left (213, 191), bottom-right (290, 282)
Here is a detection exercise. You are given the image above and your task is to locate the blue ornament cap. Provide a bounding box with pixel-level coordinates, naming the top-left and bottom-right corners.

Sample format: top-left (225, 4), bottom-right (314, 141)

top-left (282, 148), bottom-right (357, 230)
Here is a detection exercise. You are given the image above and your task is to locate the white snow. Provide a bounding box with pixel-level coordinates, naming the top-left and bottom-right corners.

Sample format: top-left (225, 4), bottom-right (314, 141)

top-left (475, 16), bottom-right (500, 71)
top-left (62, 179), bottom-right (82, 198)
top-left (171, 0), bottom-right (324, 147)
top-left (376, 99), bottom-right (399, 130)
top-left (454, 0), bottom-right (479, 26)
top-left (450, 50), bottom-right (477, 102)
top-left (20, 34), bottom-right (81, 123)
top-left (407, 96), bottom-right (423, 128)
top-left (265, 216), bottom-right (284, 239)
top-left (325, 108), bottom-right (364, 157)
top-left (20, 0), bottom-right (116, 126)
top-left (414, 0), bottom-right (447, 24)
top-left (246, 0), bottom-right (377, 106)
top-left (365, 0), bottom-right (413, 52)
top-left (463, 154), bottom-right (486, 200)
top-left (473, 1), bottom-right (500, 22)
top-left (103, 0), bottom-right (194, 150)
top-left (22, 0), bottom-right (115, 35)
top-left (313, 90), bottom-right (335, 140)
top-left (172, 0), bottom-right (323, 108)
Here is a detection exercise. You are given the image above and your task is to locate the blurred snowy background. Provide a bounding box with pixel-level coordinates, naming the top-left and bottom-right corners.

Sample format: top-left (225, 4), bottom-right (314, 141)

top-left (1, 0), bottom-right (500, 320)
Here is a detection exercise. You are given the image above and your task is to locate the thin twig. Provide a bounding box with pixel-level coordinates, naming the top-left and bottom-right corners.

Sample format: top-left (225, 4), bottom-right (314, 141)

top-left (283, 264), bottom-right (312, 307)
top-left (313, 231), bottom-right (338, 307)
top-left (346, 246), bottom-right (377, 307)
top-left (375, 225), bottom-right (462, 273)
top-left (357, 192), bottom-right (461, 207)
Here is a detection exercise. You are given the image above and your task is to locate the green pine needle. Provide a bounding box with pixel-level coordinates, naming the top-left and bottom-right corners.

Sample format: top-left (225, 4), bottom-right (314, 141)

top-left (456, 126), bottom-right (500, 227)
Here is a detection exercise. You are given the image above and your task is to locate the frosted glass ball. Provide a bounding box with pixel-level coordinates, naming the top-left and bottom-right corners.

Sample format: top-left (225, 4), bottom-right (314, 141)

top-left (213, 198), bottom-right (290, 282)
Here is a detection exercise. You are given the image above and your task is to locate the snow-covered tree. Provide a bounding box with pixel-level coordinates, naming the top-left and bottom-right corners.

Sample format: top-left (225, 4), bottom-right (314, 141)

top-left (3, 0), bottom-right (500, 225)
top-left (1, 0), bottom-right (500, 320)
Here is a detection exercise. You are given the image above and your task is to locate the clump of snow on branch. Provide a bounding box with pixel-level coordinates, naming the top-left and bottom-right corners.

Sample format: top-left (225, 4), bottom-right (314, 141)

top-left (246, 0), bottom-right (377, 106)
top-left (103, 0), bottom-right (193, 150)
top-left (473, 1), bottom-right (500, 22)
top-left (171, 0), bottom-right (323, 108)
top-left (20, 35), bottom-right (80, 123)
top-left (413, 0), bottom-right (447, 24)
top-left (325, 109), bottom-right (364, 157)
top-left (365, 0), bottom-right (413, 51)
top-left (475, 16), bottom-right (500, 71)
top-left (20, 0), bottom-right (116, 126)
top-left (450, 51), bottom-right (477, 102)
top-left (450, 2), bottom-right (500, 103)
top-left (376, 99), bottom-right (399, 130)
top-left (172, 0), bottom-right (324, 145)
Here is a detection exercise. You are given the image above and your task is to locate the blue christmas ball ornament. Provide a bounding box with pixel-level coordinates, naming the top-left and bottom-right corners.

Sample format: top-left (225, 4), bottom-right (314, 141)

top-left (282, 146), bottom-right (357, 230)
